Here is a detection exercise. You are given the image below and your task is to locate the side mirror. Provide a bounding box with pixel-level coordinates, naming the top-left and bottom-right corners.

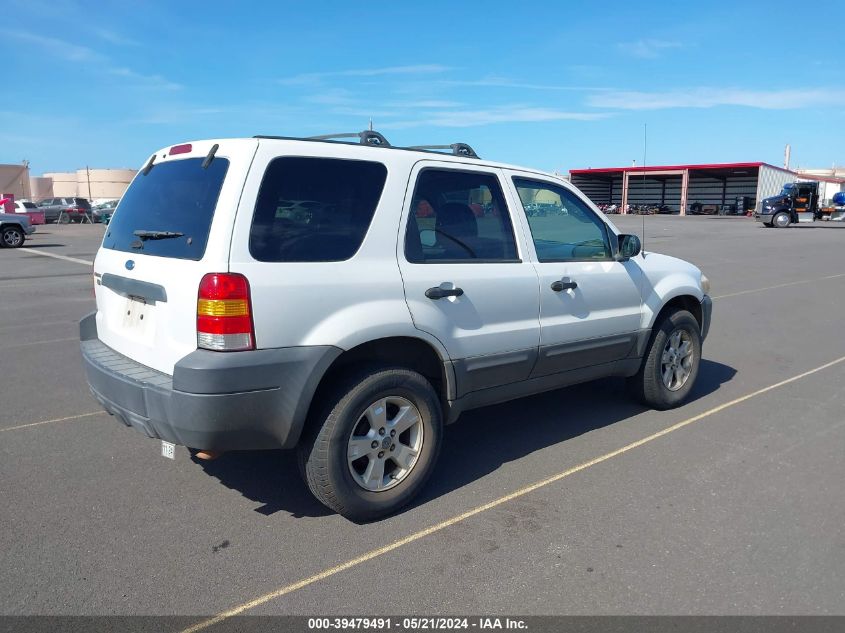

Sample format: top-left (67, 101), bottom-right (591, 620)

top-left (616, 234), bottom-right (641, 261)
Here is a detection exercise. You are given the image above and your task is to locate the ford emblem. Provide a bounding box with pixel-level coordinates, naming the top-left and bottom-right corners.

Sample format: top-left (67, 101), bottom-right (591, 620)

top-left (125, 260), bottom-right (135, 271)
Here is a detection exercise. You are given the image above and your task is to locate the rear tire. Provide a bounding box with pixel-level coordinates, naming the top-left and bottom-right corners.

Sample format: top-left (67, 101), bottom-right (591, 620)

top-left (298, 367), bottom-right (443, 521)
top-left (1, 226), bottom-right (25, 248)
top-left (628, 310), bottom-right (701, 410)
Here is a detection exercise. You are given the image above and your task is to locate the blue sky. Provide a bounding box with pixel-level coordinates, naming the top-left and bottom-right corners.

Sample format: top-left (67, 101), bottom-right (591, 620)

top-left (2, 0), bottom-right (843, 175)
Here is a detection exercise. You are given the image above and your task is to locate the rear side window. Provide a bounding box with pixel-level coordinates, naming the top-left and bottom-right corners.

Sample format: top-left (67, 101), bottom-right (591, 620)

top-left (249, 157), bottom-right (387, 262)
top-left (23, 202), bottom-right (36, 209)
top-left (102, 157), bottom-right (229, 261)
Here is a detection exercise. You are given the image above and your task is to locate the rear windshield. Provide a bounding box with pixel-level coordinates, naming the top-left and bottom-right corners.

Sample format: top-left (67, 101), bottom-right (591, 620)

top-left (23, 202), bottom-right (36, 209)
top-left (249, 157), bottom-right (387, 262)
top-left (102, 157), bottom-right (228, 261)
top-left (73, 198), bottom-right (91, 208)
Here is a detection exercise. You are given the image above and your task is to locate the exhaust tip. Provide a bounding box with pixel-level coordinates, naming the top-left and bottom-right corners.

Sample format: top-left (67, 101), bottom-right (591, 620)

top-left (194, 450), bottom-right (224, 461)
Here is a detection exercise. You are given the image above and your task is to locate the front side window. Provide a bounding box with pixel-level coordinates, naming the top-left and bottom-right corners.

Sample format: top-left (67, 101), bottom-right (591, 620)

top-left (513, 178), bottom-right (611, 262)
top-left (249, 157), bottom-right (387, 262)
top-left (405, 169), bottom-right (518, 263)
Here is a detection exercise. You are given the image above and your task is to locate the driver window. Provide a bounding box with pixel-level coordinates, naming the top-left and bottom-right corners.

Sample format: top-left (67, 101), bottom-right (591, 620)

top-left (512, 178), bottom-right (611, 262)
top-left (405, 169), bottom-right (518, 263)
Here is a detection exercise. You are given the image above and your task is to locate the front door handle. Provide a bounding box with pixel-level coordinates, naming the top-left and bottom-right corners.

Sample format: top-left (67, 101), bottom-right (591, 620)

top-left (551, 277), bottom-right (577, 292)
top-left (426, 286), bottom-right (464, 300)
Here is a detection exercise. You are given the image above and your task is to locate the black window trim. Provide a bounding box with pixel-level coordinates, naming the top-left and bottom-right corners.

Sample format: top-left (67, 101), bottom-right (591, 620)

top-left (248, 154), bottom-right (388, 263)
top-left (404, 165), bottom-right (523, 265)
top-left (511, 175), bottom-right (616, 264)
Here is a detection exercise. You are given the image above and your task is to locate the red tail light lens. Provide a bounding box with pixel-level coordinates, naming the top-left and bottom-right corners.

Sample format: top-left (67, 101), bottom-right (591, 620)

top-left (197, 273), bottom-right (255, 351)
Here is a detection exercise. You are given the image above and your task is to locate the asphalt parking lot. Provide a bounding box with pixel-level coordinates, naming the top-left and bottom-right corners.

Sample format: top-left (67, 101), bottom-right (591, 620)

top-left (1, 217), bottom-right (844, 623)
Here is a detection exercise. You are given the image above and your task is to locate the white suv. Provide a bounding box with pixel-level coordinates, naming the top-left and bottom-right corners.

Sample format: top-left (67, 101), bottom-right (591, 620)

top-left (80, 131), bottom-right (712, 520)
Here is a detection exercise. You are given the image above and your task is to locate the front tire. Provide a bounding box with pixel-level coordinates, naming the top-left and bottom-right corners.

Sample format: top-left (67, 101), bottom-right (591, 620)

top-left (298, 367), bottom-right (443, 521)
top-left (629, 310), bottom-right (701, 410)
top-left (773, 212), bottom-right (791, 228)
top-left (1, 226), bottom-right (25, 248)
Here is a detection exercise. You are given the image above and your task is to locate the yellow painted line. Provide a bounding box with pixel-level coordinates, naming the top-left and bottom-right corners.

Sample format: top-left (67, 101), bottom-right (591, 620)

top-left (712, 272), bottom-right (845, 300)
top-left (17, 248), bottom-right (93, 266)
top-left (0, 336), bottom-right (77, 350)
top-left (180, 353), bottom-right (845, 633)
top-left (1, 411), bottom-right (103, 433)
top-left (0, 319), bottom-right (74, 333)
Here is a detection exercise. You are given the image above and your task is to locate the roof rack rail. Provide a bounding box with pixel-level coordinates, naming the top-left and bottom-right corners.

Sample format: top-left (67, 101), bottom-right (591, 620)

top-left (253, 131), bottom-right (480, 159)
top-left (306, 130), bottom-right (391, 147)
top-left (405, 143), bottom-right (479, 159)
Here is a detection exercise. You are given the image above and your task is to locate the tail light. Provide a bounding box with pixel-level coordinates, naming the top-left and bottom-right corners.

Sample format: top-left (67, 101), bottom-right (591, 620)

top-left (197, 273), bottom-right (255, 351)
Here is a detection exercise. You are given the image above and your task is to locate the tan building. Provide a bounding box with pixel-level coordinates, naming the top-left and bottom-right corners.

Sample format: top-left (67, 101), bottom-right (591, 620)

top-left (796, 166), bottom-right (845, 179)
top-left (0, 163), bottom-right (32, 199)
top-left (76, 168), bottom-right (137, 199)
top-left (43, 171), bottom-right (77, 197)
top-left (29, 177), bottom-right (53, 199)
top-left (36, 168), bottom-right (138, 201)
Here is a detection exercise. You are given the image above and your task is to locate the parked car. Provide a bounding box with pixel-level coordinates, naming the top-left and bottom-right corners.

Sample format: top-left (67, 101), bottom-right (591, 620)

top-left (80, 131), bottom-right (712, 521)
top-left (92, 199), bottom-right (119, 223)
top-left (0, 212), bottom-right (35, 248)
top-left (13, 200), bottom-right (46, 225)
top-left (37, 197), bottom-right (92, 223)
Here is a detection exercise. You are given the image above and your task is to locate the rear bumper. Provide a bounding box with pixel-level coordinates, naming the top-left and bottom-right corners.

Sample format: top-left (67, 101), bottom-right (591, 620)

top-left (79, 313), bottom-right (341, 450)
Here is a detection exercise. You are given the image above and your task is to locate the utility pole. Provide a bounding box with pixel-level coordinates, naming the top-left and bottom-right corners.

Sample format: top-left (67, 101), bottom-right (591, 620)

top-left (22, 160), bottom-right (30, 199)
top-left (86, 165), bottom-right (92, 200)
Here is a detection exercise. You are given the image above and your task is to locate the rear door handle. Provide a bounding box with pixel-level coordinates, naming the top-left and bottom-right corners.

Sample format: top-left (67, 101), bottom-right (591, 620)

top-left (551, 277), bottom-right (577, 292)
top-left (426, 286), bottom-right (464, 300)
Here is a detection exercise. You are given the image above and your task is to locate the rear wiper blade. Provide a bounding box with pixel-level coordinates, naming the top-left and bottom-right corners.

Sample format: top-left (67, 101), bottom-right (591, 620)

top-left (133, 230), bottom-right (184, 240)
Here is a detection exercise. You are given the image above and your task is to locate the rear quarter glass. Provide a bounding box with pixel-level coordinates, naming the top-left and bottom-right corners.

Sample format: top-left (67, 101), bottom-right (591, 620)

top-left (102, 157), bottom-right (229, 261)
top-left (248, 157), bottom-right (387, 262)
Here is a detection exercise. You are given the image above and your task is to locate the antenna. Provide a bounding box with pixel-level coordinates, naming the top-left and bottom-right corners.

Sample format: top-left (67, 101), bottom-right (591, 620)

top-left (641, 123), bottom-right (647, 255)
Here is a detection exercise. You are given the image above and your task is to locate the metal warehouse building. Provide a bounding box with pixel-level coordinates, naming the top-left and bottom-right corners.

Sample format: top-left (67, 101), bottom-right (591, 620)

top-left (569, 162), bottom-right (840, 215)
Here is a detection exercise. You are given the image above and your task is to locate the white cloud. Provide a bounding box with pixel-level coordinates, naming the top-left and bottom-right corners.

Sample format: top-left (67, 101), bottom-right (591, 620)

top-left (304, 88), bottom-right (358, 106)
top-left (278, 64), bottom-right (452, 85)
top-left (93, 28), bottom-right (139, 46)
top-left (381, 106), bottom-right (611, 129)
top-left (618, 39), bottom-right (683, 59)
top-left (8, 30), bottom-right (181, 91)
top-left (8, 31), bottom-right (100, 62)
top-left (435, 77), bottom-right (606, 91)
top-left (386, 99), bottom-right (464, 108)
top-left (109, 67), bottom-right (183, 91)
top-left (588, 88), bottom-right (845, 110)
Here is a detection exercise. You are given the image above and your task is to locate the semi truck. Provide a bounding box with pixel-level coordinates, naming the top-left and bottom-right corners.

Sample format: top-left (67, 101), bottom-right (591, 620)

top-left (756, 180), bottom-right (845, 227)
top-left (756, 181), bottom-right (821, 228)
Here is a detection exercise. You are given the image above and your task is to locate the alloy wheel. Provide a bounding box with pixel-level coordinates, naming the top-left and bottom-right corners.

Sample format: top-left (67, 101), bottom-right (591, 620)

top-left (661, 328), bottom-right (694, 391)
top-left (346, 396), bottom-right (424, 492)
